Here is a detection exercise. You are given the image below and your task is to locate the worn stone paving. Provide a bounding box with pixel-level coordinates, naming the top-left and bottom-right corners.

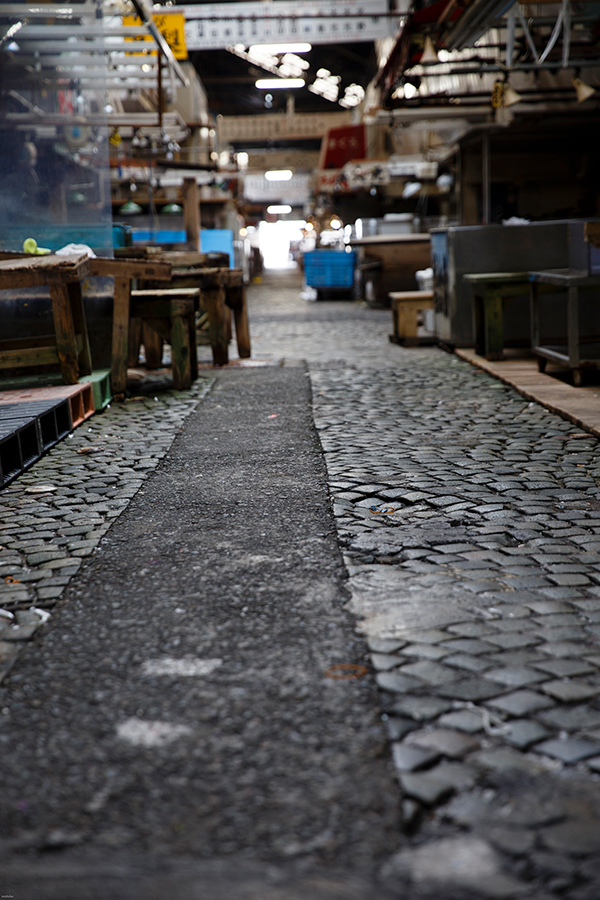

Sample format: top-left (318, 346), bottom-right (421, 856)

top-left (249, 272), bottom-right (600, 899)
top-left (0, 360), bottom-right (399, 900)
top-left (3, 268), bottom-right (600, 897)
top-left (0, 377), bottom-right (214, 682)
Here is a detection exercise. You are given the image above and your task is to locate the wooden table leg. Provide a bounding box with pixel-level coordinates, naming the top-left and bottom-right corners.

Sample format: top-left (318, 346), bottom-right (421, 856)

top-left (395, 301), bottom-right (408, 342)
top-left (567, 285), bottom-right (580, 372)
top-left (483, 289), bottom-right (504, 360)
top-left (474, 292), bottom-right (484, 356)
top-left (128, 318), bottom-right (143, 367)
top-left (142, 323), bottom-right (163, 368)
top-left (49, 282), bottom-right (80, 384)
top-left (228, 284), bottom-right (251, 358)
top-left (189, 305), bottom-right (198, 381)
top-left (391, 299), bottom-right (400, 342)
top-left (203, 285), bottom-right (229, 366)
top-left (111, 275), bottom-right (131, 395)
top-left (170, 299), bottom-right (193, 389)
top-left (530, 281), bottom-right (540, 354)
top-left (66, 281), bottom-right (92, 376)
top-left (399, 300), bottom-right (419, 345)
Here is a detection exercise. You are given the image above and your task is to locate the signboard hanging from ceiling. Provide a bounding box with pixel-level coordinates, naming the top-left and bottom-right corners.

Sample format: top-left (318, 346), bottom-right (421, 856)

top-left (177, 0), bottom-right (403, 51)
top-left (244, 172), bottom-right (311, 203)
top-left (123, 12), bottom-right (188, 59)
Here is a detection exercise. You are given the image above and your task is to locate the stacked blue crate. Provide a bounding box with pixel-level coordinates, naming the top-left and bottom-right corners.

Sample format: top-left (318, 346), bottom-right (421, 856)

top-left (303, 250), bottom-right (356, 289)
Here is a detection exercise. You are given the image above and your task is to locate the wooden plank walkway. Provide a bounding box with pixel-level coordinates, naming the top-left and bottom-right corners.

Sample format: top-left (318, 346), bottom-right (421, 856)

top-left (457, 348), bottom-right (600, 437)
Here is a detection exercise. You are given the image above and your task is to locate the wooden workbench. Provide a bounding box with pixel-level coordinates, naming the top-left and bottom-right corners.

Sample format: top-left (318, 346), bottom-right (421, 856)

top-left (530, 268), bottom-right (600, 385)
top-left (349, 233), bottom-right (431, 306)
top-left (132, 250), bottom-right (251, 366)
top-left (87, 257), bottom-right (172, 395)
top-left (169, 264), bottom-right (250, 365)
top-left (0, 252), bottom-right (172, 394)
top-left (0, 253), bottom-right (92, 384)
top-left (463, 271), bottom-right (531, 360)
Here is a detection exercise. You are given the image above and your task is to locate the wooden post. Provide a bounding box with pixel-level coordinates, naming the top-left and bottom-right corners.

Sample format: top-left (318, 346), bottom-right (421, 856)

top-left (182, 177), bottom-right (200, 250)
top-left (110, 275), bottom-right (131, 395)
top-left (157, 52), bottom-right (164, 131)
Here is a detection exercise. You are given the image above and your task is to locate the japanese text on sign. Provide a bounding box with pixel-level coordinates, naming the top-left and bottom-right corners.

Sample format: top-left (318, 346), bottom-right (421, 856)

top-left (124, 12), bottom-right (188, 60)
top-left (176, 0), bottom-right (402, 50)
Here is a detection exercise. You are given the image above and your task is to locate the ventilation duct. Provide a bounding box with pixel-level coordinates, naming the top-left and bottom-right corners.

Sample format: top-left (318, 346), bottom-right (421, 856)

top-left (444, 0), bottom-right (518, 50)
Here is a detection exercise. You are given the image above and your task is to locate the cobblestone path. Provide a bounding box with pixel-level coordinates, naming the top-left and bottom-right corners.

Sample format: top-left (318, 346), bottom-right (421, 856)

top-left (250, 271), bottom-right (600, 899)
top-left (3, 267), bottom-right (600, 897)
top-left (0, 380), bottom-right (213, 677)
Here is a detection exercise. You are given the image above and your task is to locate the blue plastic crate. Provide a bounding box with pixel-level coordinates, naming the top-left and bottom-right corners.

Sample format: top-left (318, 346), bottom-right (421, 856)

top-left (132, 229), bottom-right (187, 245)
top-left (304, 250), bottom-right (356, 288)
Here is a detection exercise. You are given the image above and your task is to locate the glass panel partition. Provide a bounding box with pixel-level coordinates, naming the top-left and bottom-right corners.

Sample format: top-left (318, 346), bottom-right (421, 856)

top-left (0, 1), bottom-right (113, 255)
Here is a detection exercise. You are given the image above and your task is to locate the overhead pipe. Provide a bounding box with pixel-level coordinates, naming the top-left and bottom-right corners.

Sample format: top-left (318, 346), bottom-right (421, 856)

top-left (410, 58), bottom-right (600, 75)
top-left (130, 0), bottom-right (189, 87)
top-left (444, 0), bottom-right (519, 50)
top-left (392, 89), bottom-right (595, 105)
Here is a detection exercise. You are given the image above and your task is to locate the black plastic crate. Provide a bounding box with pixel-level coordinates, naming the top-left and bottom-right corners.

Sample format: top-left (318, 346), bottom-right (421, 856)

top-left (0, 395), bottom-right (75, 488)
top-left (38, 409), bottom-right (59, 450)
top-left (0, 413), bottom-right (42, 471)
top-left (0, 398), bottom-right (72, 450)
top-left (54, 400), bottom-right (72, 440)
top-left (16, 419), bottom-right (41, 468)
top-left (0, 430), bottom-right (22, 486)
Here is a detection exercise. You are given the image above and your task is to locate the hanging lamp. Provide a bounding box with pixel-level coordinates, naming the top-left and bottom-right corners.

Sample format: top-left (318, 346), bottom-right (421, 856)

top-left (503, 84), bottom-right (522, 106)
top-left (118, 200), bottom-right (143, 215)
top-left (161, 203), bottom-right (183, 215)
top-left (421, 36), bottom-right (439, 64)
top-left (572, 76), bottom-right (596, 103)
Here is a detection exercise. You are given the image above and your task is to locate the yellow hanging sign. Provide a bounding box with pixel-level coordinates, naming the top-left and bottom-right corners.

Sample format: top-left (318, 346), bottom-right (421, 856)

top-left (123, 12), bottom-right (188, 60)
top-left (491, 80), bottom-right (504, 109)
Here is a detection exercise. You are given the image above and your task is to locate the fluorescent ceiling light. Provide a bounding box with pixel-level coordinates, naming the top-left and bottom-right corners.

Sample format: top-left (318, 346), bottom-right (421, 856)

top-left (250, 43), bottom-right (311, 54)
top-left (265, 169), bottom-right (293, 181)
top-left (4, 21), bottom-right (24, 40)
top-left (267, 205), bottom-right (292, 214)
top-left (255, 78), bottom-right (304, 89)
top-left (339, 83), bottom-right (365, 108)
top-left (279, 53), bottom-right (310, 76)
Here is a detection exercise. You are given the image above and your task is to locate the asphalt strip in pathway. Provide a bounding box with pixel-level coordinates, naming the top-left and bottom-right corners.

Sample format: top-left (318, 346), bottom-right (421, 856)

top-left (0, 365), bottom-right (400, 899)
